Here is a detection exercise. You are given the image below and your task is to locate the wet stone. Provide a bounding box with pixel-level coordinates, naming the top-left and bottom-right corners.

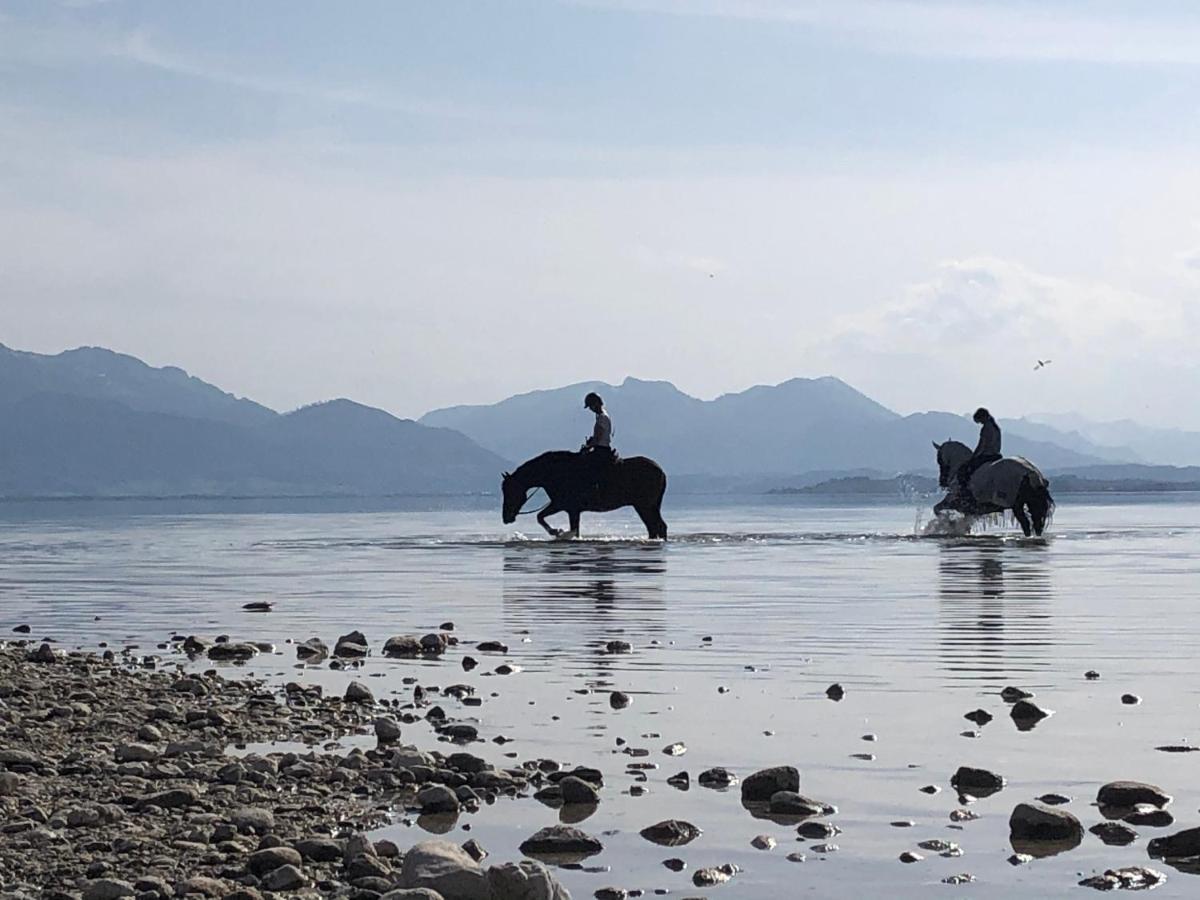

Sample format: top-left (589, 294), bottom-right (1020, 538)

top-left (1097, 781), bottom-right (1172, 810)
top-left (899, 851), bottom-right (923, 863)
top-left (964, 709), bottom-right (993, 726)
top-left (741, 766), bottom-right (800, 802)
top-left (1079, 866), bottom-right (1166, 892)
top-left (1090, 822), bottom-right (1138, 846)
top-left (692, 864), bottom-right (737, 887)
top-left (640, 820), bottom-right (701, 847)
top-left (751, 834), bottom-right (777, 850)
top-left (951, 766), bottom-right (1005, 795)
top-left (698, 767), bottom-right (737, 789)
top-left (1121, 694), bottom-right (1141, 705)
top-left (1009, 802), bottom-right (1083, 842)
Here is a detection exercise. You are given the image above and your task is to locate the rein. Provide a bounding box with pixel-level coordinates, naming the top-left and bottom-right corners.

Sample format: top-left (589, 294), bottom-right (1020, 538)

top-left (514, 486), bottom-right (548, 516)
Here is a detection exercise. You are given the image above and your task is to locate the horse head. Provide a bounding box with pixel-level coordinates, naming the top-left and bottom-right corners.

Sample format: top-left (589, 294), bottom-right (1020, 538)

top-left (500, 470), bottom-right (523, 524)
top-left (933, 439), bottom-right (970, 488)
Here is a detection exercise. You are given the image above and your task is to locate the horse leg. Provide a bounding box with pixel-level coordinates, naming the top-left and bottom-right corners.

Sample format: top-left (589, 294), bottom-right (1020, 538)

top-left (1030, 488), bottom-right (1048, 536)
top-left (537, 503), bottom-right (564, 537)
top-left (566, 510), bottom-right (581, 539)
top-left (1012, 500), bottom-right (1033, 537)
top-left (634, 505), bottom-right (659, 539)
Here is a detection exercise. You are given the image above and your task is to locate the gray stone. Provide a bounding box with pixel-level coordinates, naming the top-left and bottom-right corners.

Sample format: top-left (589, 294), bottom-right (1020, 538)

top-left (383, 635), bottom-right (423, 656)
top-left (1149, 826), bottom-right (1200, 859)
top-left (488, 859), bottom-right (571, 900)
top-left (399, 840), bottom-right (490, 900)
top-left (1009, 803), bottom-right (1083, 842)
top-left (951, 766), bottom-right (1005, 793)
top-left (261, 864), bottom-right (307, 891)
top-left (1079, 867), bottom-right (1166, 891)
top-left (418, 784), bottom-right (461, 815)
top-left (294, 837), bottom-right (343, 862)
top-left (560, 775), bottom-right (600, 805)
top-left (375, 717), bottom-right (402, 743)
top-left (82, 880), bottom-right (135, 900)
top-left (345, 680), bottom-right (375, 704)
top-left (741, 765), bottom-right (800, 802)
top-left (639, 819), bottom-right (701, 847)
top-left (1090, 822), bottom-right (1138, 846)
top-left (519, 825), bottom-right (603, 862)
top-left (247, 846), bottom-right (302, 875)
top-left (1097, 781), bottom-right (1172, 810)
top-left (230, 806), bottom-right (275, 834)
top-left (114, 743), bottom-right (158, 763)
top-left (380, 891), bottom-right (447, 900)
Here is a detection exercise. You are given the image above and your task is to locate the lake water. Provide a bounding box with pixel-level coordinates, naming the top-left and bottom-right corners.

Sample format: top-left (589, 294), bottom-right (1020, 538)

top-left (3, 494), bottom-right (1200, 897)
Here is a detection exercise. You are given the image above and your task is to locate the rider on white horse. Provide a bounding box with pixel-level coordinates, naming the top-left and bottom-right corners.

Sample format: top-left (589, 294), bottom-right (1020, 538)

top-left (957, 408), bottom-right (1000, 491)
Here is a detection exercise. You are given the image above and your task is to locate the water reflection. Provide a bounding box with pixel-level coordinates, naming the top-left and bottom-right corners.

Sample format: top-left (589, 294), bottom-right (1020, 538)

top-left (501, 543), bottom-right (666, 622)
top-left (937, 540), bottom-right (1055, 680)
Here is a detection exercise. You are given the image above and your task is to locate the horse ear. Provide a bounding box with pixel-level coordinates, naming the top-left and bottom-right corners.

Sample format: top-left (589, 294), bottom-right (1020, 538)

top-left (501, 471), bottom-right (510, 480)
top-left (932, 441), bottom-right (941, 450)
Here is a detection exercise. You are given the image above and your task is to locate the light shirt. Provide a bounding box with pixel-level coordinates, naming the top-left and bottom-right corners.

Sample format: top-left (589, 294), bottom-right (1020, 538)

top-left (591, 410), bottom-right (612, 448)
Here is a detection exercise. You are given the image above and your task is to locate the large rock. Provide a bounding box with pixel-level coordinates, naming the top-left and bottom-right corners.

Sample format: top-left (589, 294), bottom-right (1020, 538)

top-left (399, 840), bottom-right (490, 900)
top-left (247, 846), bottom-right (302, 876)
top-left (519, 825), bottom-right (603, 864)
top-left (1079, 867), bottom-right (1166, 892)
top-left (381, 891), bottom-right (447, 900)
top-left (418, 784), bottom-right (461, 815)
top-left (1097, 781), bottom-right (1172, 810)
top-left (559, 776), bottom-right (599, 805)
top-left (741, 766), bottom-right (800, 802)
top-left (951, 766), bottom-right (1005, 795)
top-left (294, 837), bottom-right (343, 862)
top-left (1149, 827), bottom-right (1200, 859)
top-left (639, 820), bottom-right (701, 847)
top-left (1009, 803), bottom-right (1083, 841)
top-left (82, 880), bottom-right (135, 900)
top-left (384, 635), bottom-right (423, 657)
top-left (296, 636), bottom-right (329, 660)
top-left (488, 860), bottom-right (571, 900)
top-left (261, 864), bottom-right (308, 891)
top-left (230, 806), bottom-right (275, 834)
top-left (345, 681), bottom-right (375, 704)
top-left (335, 630), bottom-right (370, 658)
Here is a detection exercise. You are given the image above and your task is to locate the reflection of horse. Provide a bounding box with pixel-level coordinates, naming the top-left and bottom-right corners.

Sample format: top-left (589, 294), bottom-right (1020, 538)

top-left (932, 440), bottom-right (1054, 536)
top-left (937, 541), bottom-right (1054, 680)
top-left (501, 451), bottom-right (668, 539)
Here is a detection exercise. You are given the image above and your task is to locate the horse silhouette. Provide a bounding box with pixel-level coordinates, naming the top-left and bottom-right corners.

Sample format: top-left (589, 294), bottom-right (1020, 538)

top-left (501, 451), bottom-right (668, 539)
top-left (933, 440), bottom-right (1054, 536)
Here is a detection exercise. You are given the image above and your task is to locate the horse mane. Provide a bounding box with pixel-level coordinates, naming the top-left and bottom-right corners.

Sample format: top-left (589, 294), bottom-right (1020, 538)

top-left (512, 450), bottom-right (577, 480)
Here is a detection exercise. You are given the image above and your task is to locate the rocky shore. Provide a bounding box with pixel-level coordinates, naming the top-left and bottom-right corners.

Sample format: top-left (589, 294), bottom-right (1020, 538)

top-left (0, 642), bottom-right (570, 899)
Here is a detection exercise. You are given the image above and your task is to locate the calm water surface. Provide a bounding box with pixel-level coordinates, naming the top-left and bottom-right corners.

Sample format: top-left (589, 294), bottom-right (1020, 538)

top-left (2, 495), bottom-right (1199, 897)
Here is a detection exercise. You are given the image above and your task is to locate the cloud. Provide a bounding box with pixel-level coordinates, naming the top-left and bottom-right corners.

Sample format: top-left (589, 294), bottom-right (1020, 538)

top-left (807, 257), bottom-right (1199, 425)
top-left (830, 257), bottom-right (1187, 358)
top-left (565, 0), bottom-right (1200, 65)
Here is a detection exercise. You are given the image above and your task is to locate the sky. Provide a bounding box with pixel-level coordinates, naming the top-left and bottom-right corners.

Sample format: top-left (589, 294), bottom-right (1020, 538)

top-left (3, 0), bottom-right (1200, 426)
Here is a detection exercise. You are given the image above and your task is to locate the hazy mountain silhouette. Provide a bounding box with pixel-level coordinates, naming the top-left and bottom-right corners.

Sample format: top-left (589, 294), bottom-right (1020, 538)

top-left (0, 346), bottom-right (506, 497)
top-left (421, 376), bottom-right (1129, 475)
top-left (0, 343), bottom-right (274, 427)
top-left (1024, 413), bottom-right (1200, 468)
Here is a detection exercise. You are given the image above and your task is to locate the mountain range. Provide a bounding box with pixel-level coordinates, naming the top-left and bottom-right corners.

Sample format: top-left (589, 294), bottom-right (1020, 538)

top-left (0, 344), bottom-right (506, 497)
top-left (420, 376), bottom-right (1135, 476)
top-left (2, 342), bottom-right (1196, 498)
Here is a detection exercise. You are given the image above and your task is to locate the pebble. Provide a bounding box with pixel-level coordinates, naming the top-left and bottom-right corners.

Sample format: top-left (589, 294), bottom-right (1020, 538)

top-left (751, 834), bottom-right (777, 850)
top-left (1000, 686), bottom-right (1033, 702)
top-left (1079, 866), bottom-right (1166, 892)
top-left (899, 851), bottom-right (923, 863)
top-left (825, 683), bottom-right (844, 701)
top-left (1121, 693), bottom-right (1142, 705)
top-left (1090, 821), bottom-right (1138, 846)
top-left (943, 873), bottom-right (975, 885)
top-left (639, 820), bottom-right (702, 847)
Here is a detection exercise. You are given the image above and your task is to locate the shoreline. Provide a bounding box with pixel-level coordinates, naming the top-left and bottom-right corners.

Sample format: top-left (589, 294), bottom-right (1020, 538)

top-left (0, 640), bottom-right (573, 899)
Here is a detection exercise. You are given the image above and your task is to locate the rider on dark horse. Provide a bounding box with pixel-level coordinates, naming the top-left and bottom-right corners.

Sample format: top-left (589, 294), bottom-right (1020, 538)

top-left (581, 391), bottom-right (616, 494)
top-left (956, 407), bottom-right (1002, 507)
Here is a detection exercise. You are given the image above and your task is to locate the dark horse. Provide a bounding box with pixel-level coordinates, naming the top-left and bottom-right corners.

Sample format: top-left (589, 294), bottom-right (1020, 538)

top-left (501, 451), bottom-right (668, 539)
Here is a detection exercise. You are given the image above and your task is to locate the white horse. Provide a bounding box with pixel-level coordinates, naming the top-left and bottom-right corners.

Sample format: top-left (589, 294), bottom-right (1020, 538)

top-left (932, 440), bottom-right (1054, 537)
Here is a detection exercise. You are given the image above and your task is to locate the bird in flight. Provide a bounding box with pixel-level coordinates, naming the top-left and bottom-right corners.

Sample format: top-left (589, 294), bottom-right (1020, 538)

top-left (1033, 359), bottom-right (1052, 370)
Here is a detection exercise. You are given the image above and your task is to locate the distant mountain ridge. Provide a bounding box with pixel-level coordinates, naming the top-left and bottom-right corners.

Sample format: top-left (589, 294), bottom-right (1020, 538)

top-left (0, 345), bottom-right (507, 497)
top-left (5, 341), bottom-right (1194, 499)
top-left (421, 375), bottom-right (1135, 476)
